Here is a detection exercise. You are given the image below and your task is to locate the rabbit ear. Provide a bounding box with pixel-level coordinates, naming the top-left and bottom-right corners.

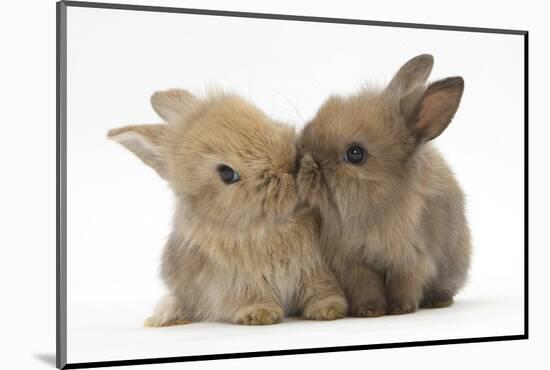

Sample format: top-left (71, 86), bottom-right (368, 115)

top-left (107, 124), bottom-right (170, 179)
top-left (151, 89), bottom-right (199, 123)
top-left (386, 54), bottom-right (434, 95)
top-left (405, 77), bottom-right (464, 142)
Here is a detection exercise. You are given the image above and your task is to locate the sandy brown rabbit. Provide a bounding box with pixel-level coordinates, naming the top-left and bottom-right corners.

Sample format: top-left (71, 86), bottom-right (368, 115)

top-left (297, 54), bottom-right (471, 316)
top-left (108, 89), bottom-right (347, 326)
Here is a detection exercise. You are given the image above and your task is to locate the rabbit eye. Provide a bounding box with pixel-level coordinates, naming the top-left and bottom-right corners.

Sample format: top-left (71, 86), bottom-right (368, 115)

top-left (217, 165), bottom-right (241, 184)
top-left (343, 144), bottom-right (366, 164)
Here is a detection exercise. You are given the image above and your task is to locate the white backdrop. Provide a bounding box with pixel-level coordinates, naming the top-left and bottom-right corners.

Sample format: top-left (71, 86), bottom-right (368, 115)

top-left (2, 0), bottom-right (546, 369)
top-left (64, 4), bottom-right (525, 364)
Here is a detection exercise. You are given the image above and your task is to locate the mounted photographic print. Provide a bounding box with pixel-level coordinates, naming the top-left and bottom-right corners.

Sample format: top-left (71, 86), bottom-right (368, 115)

top-left (56, 1), bottom-right (528, 368)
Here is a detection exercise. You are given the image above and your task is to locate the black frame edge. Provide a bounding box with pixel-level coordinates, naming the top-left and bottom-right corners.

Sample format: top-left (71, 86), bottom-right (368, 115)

top-left (62, 0), bottom-right (527, 35)
top-left (56, 1), bottom-right (68, 369)
top-left (63, 335), bottom-right (527, 369)
top-left (523, 31), bottom-right (529, 339)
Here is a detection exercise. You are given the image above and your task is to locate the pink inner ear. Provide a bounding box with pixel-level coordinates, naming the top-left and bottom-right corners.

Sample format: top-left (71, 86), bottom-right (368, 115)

top-left (414, 90), bottom-right (455, 132)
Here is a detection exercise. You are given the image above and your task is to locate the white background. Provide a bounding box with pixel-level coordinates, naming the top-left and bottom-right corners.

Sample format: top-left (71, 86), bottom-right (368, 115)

top-left (63, 2), bottom-right (526, 365)
top-left (0, 0), bottom-right (547, 369)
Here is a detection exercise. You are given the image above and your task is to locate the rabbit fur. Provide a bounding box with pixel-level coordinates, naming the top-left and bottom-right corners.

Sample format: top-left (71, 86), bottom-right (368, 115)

top-left (297, 54), bottom-right (472, 316)
top-left (108, 90), bottom-right (347, 326)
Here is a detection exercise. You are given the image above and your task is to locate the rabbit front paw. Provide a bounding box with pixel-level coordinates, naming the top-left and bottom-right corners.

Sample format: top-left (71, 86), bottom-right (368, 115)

top-left (303, 295), bottom-right (347, 321)
top-left (387, 300), bottom-right (418, 315)
top-left (235, 304), bottom-right (283, 325)
top-left (350, 302), bottom-right (386, 317)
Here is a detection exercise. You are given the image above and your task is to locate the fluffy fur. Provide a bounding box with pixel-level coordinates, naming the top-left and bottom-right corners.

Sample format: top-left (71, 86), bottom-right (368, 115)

top-left (297, 54), bottom-right (472, 316)
top-left (109, 89), bottom-right (347, 325)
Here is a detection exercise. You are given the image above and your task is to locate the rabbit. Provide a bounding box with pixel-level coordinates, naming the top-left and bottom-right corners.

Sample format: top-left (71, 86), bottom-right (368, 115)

top-left (108, 89), bottom-right (347, 326)
top-left (297, 54), bottom-right (471, 317)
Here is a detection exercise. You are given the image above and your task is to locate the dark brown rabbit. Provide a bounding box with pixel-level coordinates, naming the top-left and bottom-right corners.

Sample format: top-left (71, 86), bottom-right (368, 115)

top-left (109, 89), bottom-right (347, 325)
top-left (297, 54), bottom-right (471, 316)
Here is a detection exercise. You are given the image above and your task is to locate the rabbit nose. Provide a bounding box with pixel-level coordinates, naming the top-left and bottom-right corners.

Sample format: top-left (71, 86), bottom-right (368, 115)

top-left (301, 153), bottom-right (321, 171)
top-left (292, 153), bottom-right (302, 175)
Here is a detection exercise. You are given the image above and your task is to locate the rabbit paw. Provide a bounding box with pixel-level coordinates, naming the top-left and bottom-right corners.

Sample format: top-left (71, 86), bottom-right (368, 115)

top-left (144, 316), bottom-right (191, 327)
top-left (421, 294), bottom-right (454, 309)
top-left (144, 294), bottom-right (191, 327)
top-left (350, 302), bottom-right (386, 318)
top-left (235, 305), bottom-right (283, 325)
top-left (387, 301), bottom-right (418, 315)
top-left (303, 296), bottom-right (347, 321)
